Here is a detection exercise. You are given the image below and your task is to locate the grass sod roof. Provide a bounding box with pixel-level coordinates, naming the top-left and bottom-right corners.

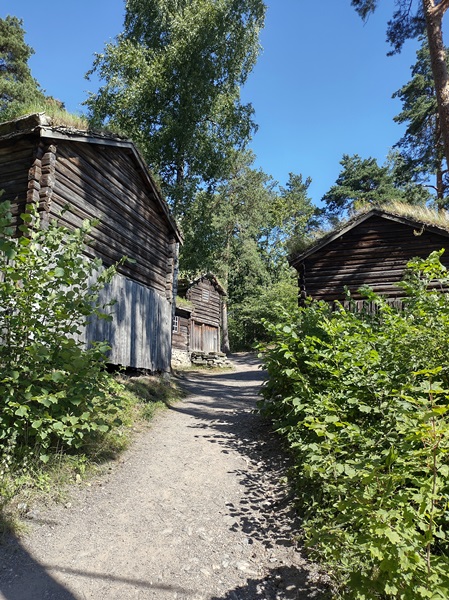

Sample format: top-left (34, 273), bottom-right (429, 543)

top-left (289, 202), bottom-right (449, 268)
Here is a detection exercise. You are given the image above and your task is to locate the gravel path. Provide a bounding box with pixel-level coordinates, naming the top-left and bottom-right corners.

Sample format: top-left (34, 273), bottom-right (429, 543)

top-left (0, 354), bottom-right (330, 600)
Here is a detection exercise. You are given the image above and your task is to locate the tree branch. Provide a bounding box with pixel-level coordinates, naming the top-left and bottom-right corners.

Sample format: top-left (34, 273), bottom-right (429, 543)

top-left (432, 0), bottom-right (449, 19)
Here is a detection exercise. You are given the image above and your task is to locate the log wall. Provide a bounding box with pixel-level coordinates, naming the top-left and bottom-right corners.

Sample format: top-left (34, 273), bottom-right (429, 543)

top-left (49, 140), bottom-right (174, 298)
top-left (300, 216), bottom-right (449, 302)
top-left (0, 139), bottom-right (36, 227)
top-left (186, 277), bottom-right (222, 353)
top-left (0, 132), bottom-right (178, 372)
top-left (172, 310), bottom-right (190, 351)
top-left (187, 278), bottom-right (222, 328)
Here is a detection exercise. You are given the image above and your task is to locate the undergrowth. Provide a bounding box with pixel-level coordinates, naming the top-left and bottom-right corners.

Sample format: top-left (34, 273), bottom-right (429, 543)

top-left (258, 250), bottom-right (449, 600)
top-left (0, 374), bottom-right (183, 535)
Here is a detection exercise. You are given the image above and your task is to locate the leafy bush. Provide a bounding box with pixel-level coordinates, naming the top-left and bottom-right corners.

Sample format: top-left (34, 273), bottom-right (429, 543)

top-left (0, 200), bottom-right (121, 462)
top-left (229, 277), bottom-right (298, 350)
top-left (258, 251), bottom-right (449, 599)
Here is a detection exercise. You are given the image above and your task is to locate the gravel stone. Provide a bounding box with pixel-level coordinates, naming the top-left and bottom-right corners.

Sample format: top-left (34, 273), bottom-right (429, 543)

top-left (0, 353), bottom-right (331, 600)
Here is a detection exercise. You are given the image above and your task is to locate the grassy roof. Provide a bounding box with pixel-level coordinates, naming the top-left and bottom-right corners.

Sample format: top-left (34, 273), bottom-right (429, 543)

top-left (289, 202), bottom-right (449, 262)
top-left (359, 201), bottom-right (449, 231)
top-left (0, 100), bottom-right (125, 137)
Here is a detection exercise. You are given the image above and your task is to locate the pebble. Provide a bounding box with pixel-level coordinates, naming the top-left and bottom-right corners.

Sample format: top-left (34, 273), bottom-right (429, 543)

top-left (236, 561), bottom-right (250, 572)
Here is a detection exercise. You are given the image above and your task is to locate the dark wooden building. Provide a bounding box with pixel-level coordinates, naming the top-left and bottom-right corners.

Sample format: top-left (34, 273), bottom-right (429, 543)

top-left (171, 304), bottom-right (193, 366)
top-left (0, 113), bottom-right (182, 371)
top-left (289, 208), bottom-right (449, 304)
top-left (172, 274), bottom-right (227, 366)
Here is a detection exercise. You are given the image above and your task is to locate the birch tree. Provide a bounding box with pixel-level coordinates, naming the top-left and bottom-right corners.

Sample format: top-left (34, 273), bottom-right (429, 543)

top-left (85, 0), bottom-right (266, 214)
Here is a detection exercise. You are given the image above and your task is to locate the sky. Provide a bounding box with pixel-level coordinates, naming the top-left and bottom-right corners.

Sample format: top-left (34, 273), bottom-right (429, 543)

top-left (2, 1), bottom-right (428, 207)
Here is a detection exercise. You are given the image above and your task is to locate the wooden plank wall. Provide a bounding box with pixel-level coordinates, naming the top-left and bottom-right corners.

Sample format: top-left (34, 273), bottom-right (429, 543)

top-left (301, 216), bottom-right (449, 302)
top-left (186, 278), bottom-right (222, 353)
top-left (172, 314), bottom-right (190, 351)
top-left (190, 323), bottom-right (219, 353)
top-left (187, 278), bottom-right (221, 328)
top-left (81, 271), bottom-right (172, 371)
top-left (0, 135), bottom-right (176, 371)
top-left (49, 140), bottom-right (174, 298)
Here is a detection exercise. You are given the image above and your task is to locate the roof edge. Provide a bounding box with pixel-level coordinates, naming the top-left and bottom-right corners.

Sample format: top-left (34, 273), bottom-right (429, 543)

top-left (0, 113), bottom-right (183, 244)
top-left (289, 207), bottom-right (449, 267)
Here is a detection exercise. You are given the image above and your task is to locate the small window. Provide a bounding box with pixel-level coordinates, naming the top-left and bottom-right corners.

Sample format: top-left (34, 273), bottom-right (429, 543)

top-left (172, 316), bottom-right (179, 333)
top-left (202, 289), bottom-right (210, 302)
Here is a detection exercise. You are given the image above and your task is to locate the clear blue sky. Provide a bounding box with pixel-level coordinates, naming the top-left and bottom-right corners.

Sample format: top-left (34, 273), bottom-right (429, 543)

top-left (2, 1), bottom-right (427, 206)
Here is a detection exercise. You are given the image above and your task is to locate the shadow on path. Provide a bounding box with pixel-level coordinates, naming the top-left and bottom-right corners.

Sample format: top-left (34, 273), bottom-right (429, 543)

top-left (175, 353), bottom-right (331, 599)
top-left (0, 534), bottom-right (77, 600)
top-left (0, 532), bottom-right (194, 600)
top-left (210, 565), bottom-right (328, 600)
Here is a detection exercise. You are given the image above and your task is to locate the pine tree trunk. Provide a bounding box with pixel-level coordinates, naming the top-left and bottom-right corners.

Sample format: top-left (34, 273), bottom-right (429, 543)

top-left (423, 0), bottom-right (449, 172)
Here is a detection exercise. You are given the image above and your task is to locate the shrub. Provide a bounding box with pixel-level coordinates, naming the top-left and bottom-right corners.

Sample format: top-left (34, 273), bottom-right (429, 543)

top-left (0, 200), bottom-right (121, 462)
top-left (258, 251), bottom-right (449, 599)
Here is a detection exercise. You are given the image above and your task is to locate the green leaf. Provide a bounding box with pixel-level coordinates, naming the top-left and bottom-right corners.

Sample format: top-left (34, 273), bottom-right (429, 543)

top-left (51, 370), bottom-right (66, 383)
top-left (14, 405), bottom-right (28, 417)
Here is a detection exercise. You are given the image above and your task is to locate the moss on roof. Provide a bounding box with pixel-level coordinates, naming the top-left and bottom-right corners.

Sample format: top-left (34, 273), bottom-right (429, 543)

top-left (290, 202), bottom-right (449, 264)
top-left (0, 103), bottom-right (124, 138)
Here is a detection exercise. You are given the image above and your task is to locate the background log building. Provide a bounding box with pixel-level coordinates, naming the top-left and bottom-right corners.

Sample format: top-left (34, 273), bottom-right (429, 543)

top-left (289, 208), bottom-right (449, 307)
top-left (0, 113), bottom-right (182, 371)
top-left (172, 274), bottom-right (227, 367)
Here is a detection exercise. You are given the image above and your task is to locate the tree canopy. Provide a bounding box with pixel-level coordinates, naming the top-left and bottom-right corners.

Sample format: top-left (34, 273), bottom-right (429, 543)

top-left (179, 150), bottom-right (321, 348)
top-left (393, 39), bottom-right (449, 206)
top-left (85, 0), bottom-right (266, 214)
top-left (0, 16), bottom-right (45, 119)
top-left (351, 0), bottom-right (449, 182)
top-left (321, 153), bottom-right (429, 221)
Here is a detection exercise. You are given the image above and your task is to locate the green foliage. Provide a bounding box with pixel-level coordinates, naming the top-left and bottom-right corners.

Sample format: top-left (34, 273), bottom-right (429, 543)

top-left (0, 200), bottom-right (121, 462)
top-left (259, 251), bottom-right (449, 598)
top-left (393, 39), bottom-right (449, 207)
top-left (351, 1), bottom-right (425, 56)
top-left (179, 150), bottom-right (320, 350)
top-left (0, 16), bottom-right (46, 120)
top-left (229, 276), bottom-right (298, 350)
top-left (321, 153), bottom-right (429, 222)
top-left (1, 374), bottom-right (184, 533)
top-left (85, 0), bottom-right (266, 213)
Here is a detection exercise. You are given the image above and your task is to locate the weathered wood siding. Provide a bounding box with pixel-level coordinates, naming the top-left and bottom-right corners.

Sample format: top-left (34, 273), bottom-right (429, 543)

top-left (172, 309), bottom-right (190, 351)
top-left (0, 125), bottom-right (179, 372)
top-left (49, 140), bottom-right (174, 299)
top-left (299, 215), bottom-right (449, 302)
top-left (0, 138), bottom-right (37, 227)
top-left (187, 278), bottom-right (221, 327)
top-left (191, 322), bottom-right (219, 353)
top-left (185, 278), bottom-right (222, 353)
top-left (81, 271), bottom-right (172, 371)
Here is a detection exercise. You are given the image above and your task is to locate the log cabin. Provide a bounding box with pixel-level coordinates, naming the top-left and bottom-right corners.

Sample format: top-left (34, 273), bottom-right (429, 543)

top-left (0, 112), bottom-right (182, 372)
top-left (173, 273), bottom-right (228, 367)
top-left (171, 303), bottom-right (193, 367)
top-left (289, 207), bottom-right (449, 307)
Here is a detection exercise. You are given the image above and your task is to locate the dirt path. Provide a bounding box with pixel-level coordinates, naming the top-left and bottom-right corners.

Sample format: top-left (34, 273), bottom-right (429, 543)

top-left (0, 354), bottom-right (329, 600)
